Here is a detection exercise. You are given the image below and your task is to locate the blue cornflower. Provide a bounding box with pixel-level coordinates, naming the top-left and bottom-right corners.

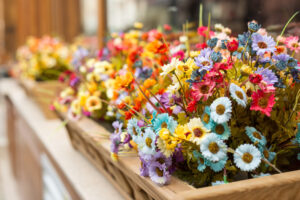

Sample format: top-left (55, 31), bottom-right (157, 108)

top-left (153, 113), bottom-right (177, 134)
top-left (135, 67), bottom-right (153, 80)
top-left (238, 32), bottom-right (251, 47)
top-left (193, 151), bottom-right (208, 172)
top-left (210, 51), bottom-right (223, 63)
top-left (186, 70), bottom-right (207, 86)
top-left (291, 68), bottom-right (300, 83)
top-left (221, 39), bottom-right (228, 49)
top-left (248, 22), bottom-right (261, 32)
top-left (133, 60), bottom-right (143, 68)
top-left (274, 78), bottom-right (286, 88)
top-left (245, 126), bottom-right (266, 146)
top-left (252, 33), bottom-right (276, 56)
top-left (207, 38), bottom-right (218, 48)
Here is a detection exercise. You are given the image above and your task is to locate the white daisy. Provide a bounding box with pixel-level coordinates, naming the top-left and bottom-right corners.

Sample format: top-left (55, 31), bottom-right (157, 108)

top-left (200, 133), bottom-right (227, 162)
top-left (139, 128), bottom-right (157, 156)
top-left (160, 57), bottom-right (182, 76)
top-left (229, 83), bottom-right (247, 107)
top-left (210, 97), bottom-right (232, 123)
top-left (187, 118), bottom-right (209, 145)
top-left (234, 144), bottom-right (261, 171)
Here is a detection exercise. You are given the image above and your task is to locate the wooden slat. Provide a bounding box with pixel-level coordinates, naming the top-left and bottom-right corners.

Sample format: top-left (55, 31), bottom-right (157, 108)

top-left (98, 0), bottom-right (107, 49)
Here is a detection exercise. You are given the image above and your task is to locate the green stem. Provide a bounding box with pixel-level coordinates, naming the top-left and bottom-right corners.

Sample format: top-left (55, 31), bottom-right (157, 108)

top-left (199, 3), bottom-right (203, 27)
top-left (276, 11), bottom-right (299, 46)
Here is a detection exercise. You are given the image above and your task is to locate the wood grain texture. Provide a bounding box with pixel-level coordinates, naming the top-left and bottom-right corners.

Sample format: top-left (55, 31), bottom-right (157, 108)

top-left (18, 79), bottom-right (66, 119)
top-left (59, 113), bottom-right (300, 200)
top-left (98, 0), bottom-right (107, 49)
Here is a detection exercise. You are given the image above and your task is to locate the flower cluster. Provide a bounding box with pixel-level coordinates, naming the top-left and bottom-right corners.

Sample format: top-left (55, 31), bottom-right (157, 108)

top-left (16, 36), bottom-right (71, 81)
top-left (110, 21), bottom-right (300, 186)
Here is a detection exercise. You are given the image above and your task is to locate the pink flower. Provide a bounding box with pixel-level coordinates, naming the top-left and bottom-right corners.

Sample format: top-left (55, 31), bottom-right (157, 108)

top-left (172, 50), bottom-right (185, 61)
top-left (250, 90), bottom-right (275, 116)
top-left (197, 26), bottom-right (214, 37)
top-left (191, 80), bottom-right (215, 101)
top-left (285, 36), bottom-right (300, 53)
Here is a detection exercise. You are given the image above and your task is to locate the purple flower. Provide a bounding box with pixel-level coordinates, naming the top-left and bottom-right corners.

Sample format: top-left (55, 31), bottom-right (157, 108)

top-left (137, 120), bottom-right (146, 127)
top-left (139, 152), bottom-right (150, 177)
top-left (255, 67), bottom-right (278, 84)
top-left (71, 47), bottom-right (89, 71)
top-left (252, 33), bottom-right (276, 56)
top-left (160, 92), bottom-right (171, 108)
top-left (172, 106), bottom-right (182, 115)
top-left (82, 110), bottom-right (91, 117)
top-left (273, 54), bottom-right (290, 70)
top-left (110, 121), bottom-right (123, 153)
top-left (195, 48), bottom-right (213, 71)
top-left (149, 162), bottom-right (171, 185)
top-left (153, 151), bottom-right (172, 167)
top-left (134, 67), bottom-right (153, 80)
top-left (146, 95), bottom-right (161, 113)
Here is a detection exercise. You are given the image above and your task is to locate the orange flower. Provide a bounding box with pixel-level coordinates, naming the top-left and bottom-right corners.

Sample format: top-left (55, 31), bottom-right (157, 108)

top-left (143, 78), bottom-right (156, 88)
top-left (115, 72), bottom-right (134, 88)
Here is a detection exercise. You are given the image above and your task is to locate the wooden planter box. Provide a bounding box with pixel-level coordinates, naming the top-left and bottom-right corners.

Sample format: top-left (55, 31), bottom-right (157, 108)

top-left (18, 79), bottom-right (66, 119)
top-left (57, 112), bottom-right (300, 200)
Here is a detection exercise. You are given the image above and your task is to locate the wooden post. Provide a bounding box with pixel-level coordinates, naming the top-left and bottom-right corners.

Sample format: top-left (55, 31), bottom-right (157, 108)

top-left (98, 0), bottom-right (107, 49)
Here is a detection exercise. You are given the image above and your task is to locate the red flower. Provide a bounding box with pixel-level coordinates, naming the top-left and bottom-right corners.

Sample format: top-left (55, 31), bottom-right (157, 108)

top-left (125, 111), bottom-right (133, 120)
top-left (172, 50), bottom-right (185, 61)
top-left (227, 40), bottom-right (238, 52)
top-left (250, 90), bottom-right (275, 116)
top-left (196, 42), bottom-right (207, 50)
top-left (117, 102), bottom-right (126, 110)
top-left (163, 24), bottom-right (172, 31)
top-left (249, 74), bottom-right (263, 84)
top-left (187, 100), bottom-right (197, 112)
top-left (214, 60), bottom-right (233, 71)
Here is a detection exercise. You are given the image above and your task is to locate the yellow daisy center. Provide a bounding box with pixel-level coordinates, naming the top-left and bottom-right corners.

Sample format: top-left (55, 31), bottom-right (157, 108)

top-left (161, 122), bottom-right (168, 129)
top-left (235, 91), bottom-right (244, 100)
top-left (203, 113), bottom-right (210, 124)
top-left (215, 124), bottom-right (225, 135)
top-left (193, 128), bottom-right (204, 138)
top-left (242, 152), bottom-right (253, 163)
top-left (132, 127), bottom-right (138, 136)
top-left (145, 137), bottom-right (152, 148)
top-left (208, 142), bottom-right (220, 154)
top-left (200, 85), bottom-right (210, 94)
top-left (201, 61), bottom-right (210, 66)
top-left (156, 168), bottom-right (164, 177)
top-left (257, 41), bottom-right (267, 49)
top-left (263, 150), bottom-right (269, 159)
top-left (216, 104), bottom-right (226, 115)
top-left (258, 98), bottom-right (268, 109)
top-left (252, 131), bottom-right (262, 139)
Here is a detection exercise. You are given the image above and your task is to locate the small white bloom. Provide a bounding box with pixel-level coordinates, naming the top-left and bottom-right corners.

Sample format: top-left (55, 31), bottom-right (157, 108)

top-left (160, 58), bottom-right (182, 76)
top-left (229, 83), bottom-right (247, 107)
top-left (200, 133), bottom-right (227, 162)
top-left (234, 144), bottom-right (261, 171)
top-left (210, 97), bottom-right (232, 123)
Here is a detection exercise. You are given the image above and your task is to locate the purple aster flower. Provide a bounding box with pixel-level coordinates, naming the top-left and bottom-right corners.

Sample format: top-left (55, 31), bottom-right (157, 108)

top-left (195, 48), bottom-right (213, 71)
top-left (134, 67), bottom-right (153, 80)
top-left (255, 67), bottom-right (278, 84)
top-left (110, 121), bottom-right (123, 153)
top-left (153, 151), bottom-right (172, 167)
top-left (149, 162), bottom-right (170, 185)
top-left (251, 33), bottom-right (276, 56)
top-left (160, 92), bottom-right (171, 108)
top-left (172, 106), bottom-right (182, 115)
top-left (71, 47), bottom-right (89, 71)
top-left (139, 156), bottom-right (149, 177)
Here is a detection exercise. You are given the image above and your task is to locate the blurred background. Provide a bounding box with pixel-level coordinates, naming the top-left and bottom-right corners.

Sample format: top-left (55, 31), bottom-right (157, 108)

top-left (0, 0), bottom-right (299, 65)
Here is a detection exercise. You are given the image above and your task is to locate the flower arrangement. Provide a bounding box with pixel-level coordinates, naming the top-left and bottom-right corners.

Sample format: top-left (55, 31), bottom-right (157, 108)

top-left (15, 36), bottom-right (71, 81)
top-left (109, 21), bottom-right (300, 187)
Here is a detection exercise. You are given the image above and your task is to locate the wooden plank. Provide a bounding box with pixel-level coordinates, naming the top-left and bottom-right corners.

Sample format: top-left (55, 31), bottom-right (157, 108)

top-left (178, 170), bottom-right (300, 200)
top-left (98, 0), bottom-right (107, 49)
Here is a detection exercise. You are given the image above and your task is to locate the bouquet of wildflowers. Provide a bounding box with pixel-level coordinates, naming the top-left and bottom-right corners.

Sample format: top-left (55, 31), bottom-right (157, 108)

top-left (16, 36), bottom-right (71, 81)
top-left (110, 21), bottom-right (300, 187)
top-left (56, 25), bottom-right (184, 122)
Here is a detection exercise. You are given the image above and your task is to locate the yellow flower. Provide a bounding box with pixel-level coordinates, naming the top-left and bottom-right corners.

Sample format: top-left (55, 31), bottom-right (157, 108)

top-left (70, 99), bottom-right (81, 114)
top-left (60, 87), bottom-right (74, 98)
top-left (189, 51), bottom-right (200, 58)
top-left (187, 118), bottom-right (209, 145)
top-left (111, 152), bottom-right (119, 161)
top-left (85, 96), bottom-right (102, 112)
top-left (134, 22), bottom-right (143, 29)
top-left (87, 73), bottom-right (101, 82)
top-left (241, 64), bottom-right (253, 75)
top-left (156, 128), bottom-right (178, 157)
top-left (175, 125), bottom-right (192, 141)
